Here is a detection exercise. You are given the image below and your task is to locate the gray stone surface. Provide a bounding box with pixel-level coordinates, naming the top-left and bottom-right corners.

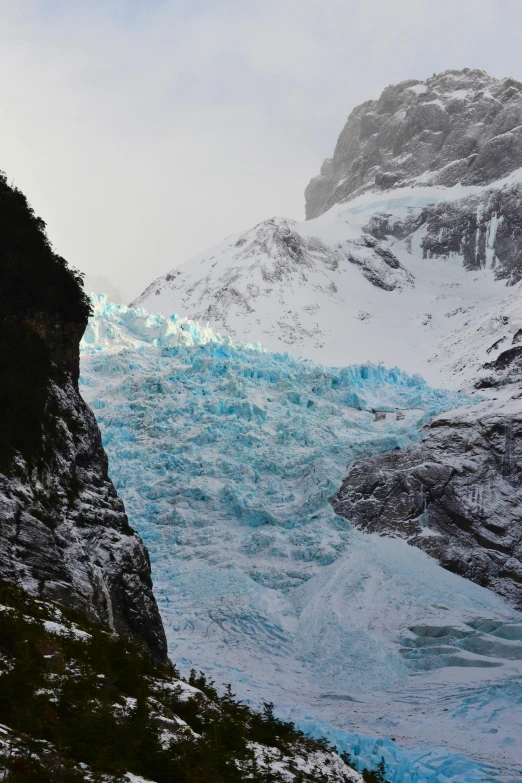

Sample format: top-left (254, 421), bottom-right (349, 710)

top-left (365, 181), bottom-right (522, 285)
top-left (306, 69), bottom-right (522, 285)
top-left (306, 69), bottom-right (522, 218)
top-left (322, 70), bottom-right (522, 608)
top-left (332, 399), bottom-right (522, 609)
top-left (0, 317), bottom-right (168, 661)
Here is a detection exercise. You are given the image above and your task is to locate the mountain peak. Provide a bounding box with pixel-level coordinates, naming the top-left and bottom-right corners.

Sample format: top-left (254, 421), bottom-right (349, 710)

top-left (305, 68), bottom-right (522, 219)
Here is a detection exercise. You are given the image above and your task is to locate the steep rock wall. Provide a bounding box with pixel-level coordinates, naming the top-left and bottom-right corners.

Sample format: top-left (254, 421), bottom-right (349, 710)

top-left (332, 400), bottom-right (522, 609)
top-left (306, 69), bottom-right (522, 285)
top-left (0, 172), bottom-right (167, 659)
top-left (306, 69), bottom-right (522, 218)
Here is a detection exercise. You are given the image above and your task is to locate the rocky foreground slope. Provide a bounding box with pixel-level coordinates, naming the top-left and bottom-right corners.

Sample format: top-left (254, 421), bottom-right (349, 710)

top-left (0, 581), bottom-right (360, 783)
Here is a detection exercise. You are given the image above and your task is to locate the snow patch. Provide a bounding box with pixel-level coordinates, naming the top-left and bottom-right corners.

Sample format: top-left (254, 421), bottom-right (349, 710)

top-left (43, 620), bottom-right (92, 641)
top-left (408, 84), bottom-right (428, 95)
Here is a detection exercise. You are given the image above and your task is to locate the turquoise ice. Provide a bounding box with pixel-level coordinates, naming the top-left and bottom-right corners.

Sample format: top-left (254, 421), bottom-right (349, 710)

top-left (80, 296), bottom-right (522, 783)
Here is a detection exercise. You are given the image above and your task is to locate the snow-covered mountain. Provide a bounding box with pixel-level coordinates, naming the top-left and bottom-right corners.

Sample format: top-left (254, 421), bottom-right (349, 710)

top-left (113, 69), bottom-right (522, 779)
top-left (81, 297), bottom-right (522, 782)
top-left (130, 70), bottom-right (522, 624)
top-left (133, 69), bottom-right (522, 389)
top-left (305, 69), bottom-right (522, 220)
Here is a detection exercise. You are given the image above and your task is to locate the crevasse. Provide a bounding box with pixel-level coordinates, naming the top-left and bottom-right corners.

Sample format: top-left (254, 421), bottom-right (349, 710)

top-left (80, 296), bottom-right (522, 783)
top-left (80, 296), bottom-right (467, 574)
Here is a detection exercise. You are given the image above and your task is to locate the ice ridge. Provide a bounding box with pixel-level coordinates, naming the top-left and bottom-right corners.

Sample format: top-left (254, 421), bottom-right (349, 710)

top-left (80, 296), bottom-right (468, 575)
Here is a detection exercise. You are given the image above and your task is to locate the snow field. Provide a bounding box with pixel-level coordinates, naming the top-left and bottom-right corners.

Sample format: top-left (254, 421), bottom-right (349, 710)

top-left (133, 178), bottom-right (521, 386)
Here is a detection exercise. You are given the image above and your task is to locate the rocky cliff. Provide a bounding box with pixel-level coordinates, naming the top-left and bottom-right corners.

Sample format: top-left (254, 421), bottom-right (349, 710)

top-left (306, 68), bottom-right (522, 216)
top-left (0, 171), bottom-right (167, 659)
top-left (332, 398), bottom-right (522, 609)
top-left (306, 69), bottom-right (522, 285)
top-left (330, 257), bottom-right (522, 608)
top-left (331, 297), bottom-right (522, 608)
top-left (300, 69), bottom-right (522, 607)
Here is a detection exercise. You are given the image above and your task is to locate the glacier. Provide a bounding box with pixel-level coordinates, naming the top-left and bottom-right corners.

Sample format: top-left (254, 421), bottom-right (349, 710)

top-left (80, 296), bottom-right (522, 783)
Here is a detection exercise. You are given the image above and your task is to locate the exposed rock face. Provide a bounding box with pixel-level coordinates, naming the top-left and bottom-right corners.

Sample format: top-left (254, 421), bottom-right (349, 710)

top-left (365, 179), bottom-right (522, 285)
top-left (311, 70), bottom-right (522, 608)
top-left (331, 204), bottom-right (522, 609)
top-left (0, 173), bottom-right (167, 659)
top-left (332, 400), bottom-right (522, 609)
top-left (306, 69), bottom-right (522, 285)
top-left (306, 69), bottom-right (522, 218)
top-left (0, 380), bottom-right (168, 660)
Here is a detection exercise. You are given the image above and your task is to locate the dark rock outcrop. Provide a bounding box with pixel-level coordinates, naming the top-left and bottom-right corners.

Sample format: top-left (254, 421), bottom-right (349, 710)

top-left (332, 401), bottom-right (522, 609)
top-left (366, 182), bottom-right (522, 285)
top-left (0, 171), bottom-right (167, 659)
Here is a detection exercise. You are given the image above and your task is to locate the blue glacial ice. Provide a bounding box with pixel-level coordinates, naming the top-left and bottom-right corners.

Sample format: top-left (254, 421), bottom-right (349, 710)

top-left (80, 296), bottom-right (522, 783)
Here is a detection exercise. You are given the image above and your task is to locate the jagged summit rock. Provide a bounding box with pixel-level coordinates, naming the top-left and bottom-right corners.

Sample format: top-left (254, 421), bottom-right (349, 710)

top-left (305, 68), bottom-right (522, 219)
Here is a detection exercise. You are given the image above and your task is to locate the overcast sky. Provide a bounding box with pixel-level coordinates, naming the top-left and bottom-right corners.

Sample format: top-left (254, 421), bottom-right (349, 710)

top-left (1, 0), bottom-right (522, 303)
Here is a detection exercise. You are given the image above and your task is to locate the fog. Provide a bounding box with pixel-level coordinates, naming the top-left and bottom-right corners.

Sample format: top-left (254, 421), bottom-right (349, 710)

top-left (1, 0), bottom-right (521, 302)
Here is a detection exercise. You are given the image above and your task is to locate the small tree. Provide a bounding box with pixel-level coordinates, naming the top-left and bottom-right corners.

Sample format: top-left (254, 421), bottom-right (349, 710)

top-left (362, 758), bottom-right (389, 783)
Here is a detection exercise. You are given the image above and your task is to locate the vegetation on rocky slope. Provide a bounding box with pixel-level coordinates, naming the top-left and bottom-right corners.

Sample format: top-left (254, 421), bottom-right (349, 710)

top-left (0, 170), bottom-right (90, 324)
top-left (0, 581), bottom-right (363, 783)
